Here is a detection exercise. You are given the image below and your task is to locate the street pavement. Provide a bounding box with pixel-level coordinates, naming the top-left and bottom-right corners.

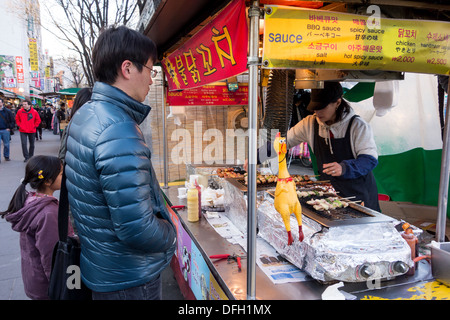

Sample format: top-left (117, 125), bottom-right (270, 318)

top-left (0, 129), bottom-right (183, 300)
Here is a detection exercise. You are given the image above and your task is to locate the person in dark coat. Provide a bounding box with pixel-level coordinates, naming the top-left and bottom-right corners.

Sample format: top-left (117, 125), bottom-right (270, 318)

top-left (64, 26), bottom-right (176, 300)
top-left (0, 97), bottom-right (15, 162)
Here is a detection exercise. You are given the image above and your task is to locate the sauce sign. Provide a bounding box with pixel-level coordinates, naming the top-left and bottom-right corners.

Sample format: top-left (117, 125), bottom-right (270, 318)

top-left (262, 6), bottom-right (450, 75)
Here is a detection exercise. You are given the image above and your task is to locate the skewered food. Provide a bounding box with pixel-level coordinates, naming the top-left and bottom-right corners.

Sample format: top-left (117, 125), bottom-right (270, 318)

top-left (306, 197), bottom-right (349, 211)
top-left (297, 190), bottom-right (325, 198)
top-left (243, 173), bottom-right (314, 185)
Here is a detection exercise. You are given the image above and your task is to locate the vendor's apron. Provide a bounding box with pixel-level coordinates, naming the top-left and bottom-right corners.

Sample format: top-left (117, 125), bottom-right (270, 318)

top-left (313, 115), bottom-right (381, 211)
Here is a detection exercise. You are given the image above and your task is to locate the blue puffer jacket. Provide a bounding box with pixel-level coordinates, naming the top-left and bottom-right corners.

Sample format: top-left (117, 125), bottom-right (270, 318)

top-left (65, 82), bottom-right (176, 292)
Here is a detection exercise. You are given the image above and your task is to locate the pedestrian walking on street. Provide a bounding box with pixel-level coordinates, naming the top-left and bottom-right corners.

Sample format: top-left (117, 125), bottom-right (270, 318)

top-left (0, 155), bottom-right (65, 300)
top-left (65, 25), bottom-right (176, 300)
top-left (0, 97), bottom-right (15, 162)
top-left (15, 100), bottom-right (41, 162)
top-left (36, 105), bottom-right (45, 140)
top-left (44, 103), bottom-right (53, 130)
top-left (56, 103), bottom-right (66, 139)
top-left (52, 106), bottom-right (58, 135)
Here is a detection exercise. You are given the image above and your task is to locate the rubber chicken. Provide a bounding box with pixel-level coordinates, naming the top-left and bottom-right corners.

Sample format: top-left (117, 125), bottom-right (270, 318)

top-left (273, 132), bottom-right (304, 245)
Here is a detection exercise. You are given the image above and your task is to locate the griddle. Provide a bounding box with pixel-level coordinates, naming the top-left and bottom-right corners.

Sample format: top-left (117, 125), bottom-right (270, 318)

top-left (266, 188), bottom-right (394, 228)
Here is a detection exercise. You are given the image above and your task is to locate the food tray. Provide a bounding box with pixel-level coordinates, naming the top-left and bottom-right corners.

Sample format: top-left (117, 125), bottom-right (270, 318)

top-left (266, 189), bottom-right (394, 227)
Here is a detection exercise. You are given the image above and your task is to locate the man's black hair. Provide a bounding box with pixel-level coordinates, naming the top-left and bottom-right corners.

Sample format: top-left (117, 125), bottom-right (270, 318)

top-left (92, 25), bottom-right (158, 85)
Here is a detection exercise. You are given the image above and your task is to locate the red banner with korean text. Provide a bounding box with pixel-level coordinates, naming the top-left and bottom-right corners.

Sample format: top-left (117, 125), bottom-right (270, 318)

top-left (166, 84), bottom-right (248, 106)
top-left (162, 0), bottom-right (248, 91)
top-left (15, 57), bottom-right (24, 84)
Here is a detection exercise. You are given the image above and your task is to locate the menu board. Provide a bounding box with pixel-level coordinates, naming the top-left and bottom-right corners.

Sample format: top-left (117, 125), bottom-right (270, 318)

top-left (262, 6), bottom-right (450, 75)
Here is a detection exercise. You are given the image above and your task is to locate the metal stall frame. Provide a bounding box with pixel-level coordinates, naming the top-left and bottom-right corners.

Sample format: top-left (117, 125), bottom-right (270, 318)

top-left (246, 0), bottom-right (260, 300)
top-left (437, 81), bottom-right (450, 243)
top-left (145, 0), bottom-right (450, 300)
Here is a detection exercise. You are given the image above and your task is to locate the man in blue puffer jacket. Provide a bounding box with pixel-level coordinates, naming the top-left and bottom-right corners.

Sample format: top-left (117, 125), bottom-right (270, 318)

top-left (64, 26), bottom-right (176, 300)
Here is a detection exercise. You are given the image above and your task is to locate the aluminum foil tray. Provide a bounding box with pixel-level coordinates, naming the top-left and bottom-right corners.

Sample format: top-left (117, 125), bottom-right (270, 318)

top-left (257, 195), bottom-right (413, 283)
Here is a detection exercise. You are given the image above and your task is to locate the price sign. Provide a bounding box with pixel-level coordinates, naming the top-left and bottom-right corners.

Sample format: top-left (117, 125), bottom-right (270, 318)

top-left (262, 6), bottom-right (450, 75)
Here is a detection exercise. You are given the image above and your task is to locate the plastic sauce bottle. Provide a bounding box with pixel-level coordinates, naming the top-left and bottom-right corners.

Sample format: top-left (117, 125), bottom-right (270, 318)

top-left (194, 180), bottom-right (202, 219)
top-left (187, 187), bottom-right (199, 222)
top-left (401, 223), bottom-right (418, 275)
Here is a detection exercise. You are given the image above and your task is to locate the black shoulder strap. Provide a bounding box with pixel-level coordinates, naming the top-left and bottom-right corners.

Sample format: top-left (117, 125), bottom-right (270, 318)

top-left (58, 167), bottom-right (69, 241)
top-left (345, 115), bottom-right (359, 138)
top-left (57, 120), bottom-right (73, 241)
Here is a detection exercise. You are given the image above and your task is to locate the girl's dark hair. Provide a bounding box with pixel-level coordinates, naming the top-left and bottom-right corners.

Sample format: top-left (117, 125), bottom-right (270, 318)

top-left (0, 155), bottom-right (62, 217)
top-left (92, 25), bottom-right (158, 84)
top-left (69, 87), bottom-right (92, 119)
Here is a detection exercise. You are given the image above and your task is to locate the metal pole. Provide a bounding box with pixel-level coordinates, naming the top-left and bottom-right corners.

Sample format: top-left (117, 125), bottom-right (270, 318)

top-left (162, 73), bottom-right (169, 189)
top-left (436, 81), bottom-right (450, 242)
top-left (247, 0), bottom-right (259, 300)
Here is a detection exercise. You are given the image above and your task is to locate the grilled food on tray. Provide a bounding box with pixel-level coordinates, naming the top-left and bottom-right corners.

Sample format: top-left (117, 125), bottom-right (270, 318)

top-left (216, 167), bottom-right (245, 178)
top-left (244, 173), bottom-right (314, 185)
top-left (306, 197), bottom-right (349, 211)
top-left (297, 190), bottom-right (326, 198)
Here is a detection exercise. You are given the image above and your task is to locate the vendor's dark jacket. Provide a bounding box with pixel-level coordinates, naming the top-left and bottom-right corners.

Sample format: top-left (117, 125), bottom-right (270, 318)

top-left (65, 82), bottom-right (176, 292)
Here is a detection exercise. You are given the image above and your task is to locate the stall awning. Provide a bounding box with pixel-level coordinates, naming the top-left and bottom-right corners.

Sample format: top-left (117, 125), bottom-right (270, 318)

top-left (41, 92), bottom-right (60, 98)
top-left (0, 88), bottom-right (16, 98)
top-left (30, 93), bottom-right (44, 100)
top-left (58, 88), bottom-right (81, 96)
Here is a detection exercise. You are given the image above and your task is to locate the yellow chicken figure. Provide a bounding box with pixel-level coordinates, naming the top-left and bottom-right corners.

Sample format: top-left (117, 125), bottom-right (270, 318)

top-left (273, 132), bottom-right (304, 245)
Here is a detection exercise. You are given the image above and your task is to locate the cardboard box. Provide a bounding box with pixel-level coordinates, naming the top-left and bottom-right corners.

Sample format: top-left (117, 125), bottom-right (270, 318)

top-left (379, 201), bottom-right (450, 239)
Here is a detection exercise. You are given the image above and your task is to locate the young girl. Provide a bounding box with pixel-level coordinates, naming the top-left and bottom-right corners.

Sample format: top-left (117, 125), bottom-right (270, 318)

top-left (1, 155), bottom-right (63, 300)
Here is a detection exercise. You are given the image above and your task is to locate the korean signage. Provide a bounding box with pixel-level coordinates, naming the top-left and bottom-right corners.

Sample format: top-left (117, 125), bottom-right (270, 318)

top-left (29, 38), bottom-right (39, 71)
top-left (30, 71), bottom-right (40, 87)
top-left (0, 55), bottom-right (16, 88)
top-left (166, 84), bottom-right (248, 106)
top-left (162, 0), bottom-right (248, 91)
top-left (16, 56), bottom-right (24, 83)
top-left (262, 6), bottom-right (450, 75)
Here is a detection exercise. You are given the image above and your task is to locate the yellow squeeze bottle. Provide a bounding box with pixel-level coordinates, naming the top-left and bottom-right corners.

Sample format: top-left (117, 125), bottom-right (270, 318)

top-left (187, 187), bottom-right (199, 222)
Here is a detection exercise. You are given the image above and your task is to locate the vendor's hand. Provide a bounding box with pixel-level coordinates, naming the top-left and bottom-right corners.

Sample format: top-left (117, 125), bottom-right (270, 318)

top-left (323, 162), bottom-right (342, 177)
top-left (244, 158), bottom-right (248, 172)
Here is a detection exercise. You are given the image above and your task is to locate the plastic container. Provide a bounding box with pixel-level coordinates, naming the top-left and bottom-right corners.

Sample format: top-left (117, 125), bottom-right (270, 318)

top-left (187, 187), bottom-right (199, 222)
top-left (431, 242), bottom-right (450, 287)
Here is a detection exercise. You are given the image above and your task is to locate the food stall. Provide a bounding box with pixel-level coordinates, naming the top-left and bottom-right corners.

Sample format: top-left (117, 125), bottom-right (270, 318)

top-left (140, 0), bottom-right (450, 300)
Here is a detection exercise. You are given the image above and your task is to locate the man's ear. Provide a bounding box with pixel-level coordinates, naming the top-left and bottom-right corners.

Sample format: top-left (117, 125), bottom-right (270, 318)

top-left (120, 60), bottom-right (133, 80)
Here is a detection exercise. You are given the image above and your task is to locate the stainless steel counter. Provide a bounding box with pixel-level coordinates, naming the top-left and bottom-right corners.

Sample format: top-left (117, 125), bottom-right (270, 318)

top-left (163, 185), bottom-right (437, 300)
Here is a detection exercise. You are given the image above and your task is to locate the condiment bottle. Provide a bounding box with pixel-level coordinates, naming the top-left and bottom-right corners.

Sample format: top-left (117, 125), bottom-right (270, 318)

top-left (401, 223), bottom-right (418, 275)
top-left (194, 180), bottom-right (202, 219)
top-left (187, 186), bottom-right (199, 222)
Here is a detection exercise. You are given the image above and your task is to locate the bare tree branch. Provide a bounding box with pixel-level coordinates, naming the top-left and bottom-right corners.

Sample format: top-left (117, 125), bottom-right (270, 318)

top-left (40, 0), bottom-right (140, 87)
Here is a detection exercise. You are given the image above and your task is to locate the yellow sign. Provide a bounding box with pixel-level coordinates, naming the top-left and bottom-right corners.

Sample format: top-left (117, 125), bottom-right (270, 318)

top-left (262, 6), bottom-right (450, 75)
top-left (28, 38), bottom-right (39, 71)
top-left (362, 280), bottom-right (450, 300)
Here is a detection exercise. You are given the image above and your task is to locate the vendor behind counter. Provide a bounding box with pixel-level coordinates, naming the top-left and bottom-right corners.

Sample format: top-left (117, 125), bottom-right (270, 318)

top-left (254, 81), bottom-right (380, 211)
